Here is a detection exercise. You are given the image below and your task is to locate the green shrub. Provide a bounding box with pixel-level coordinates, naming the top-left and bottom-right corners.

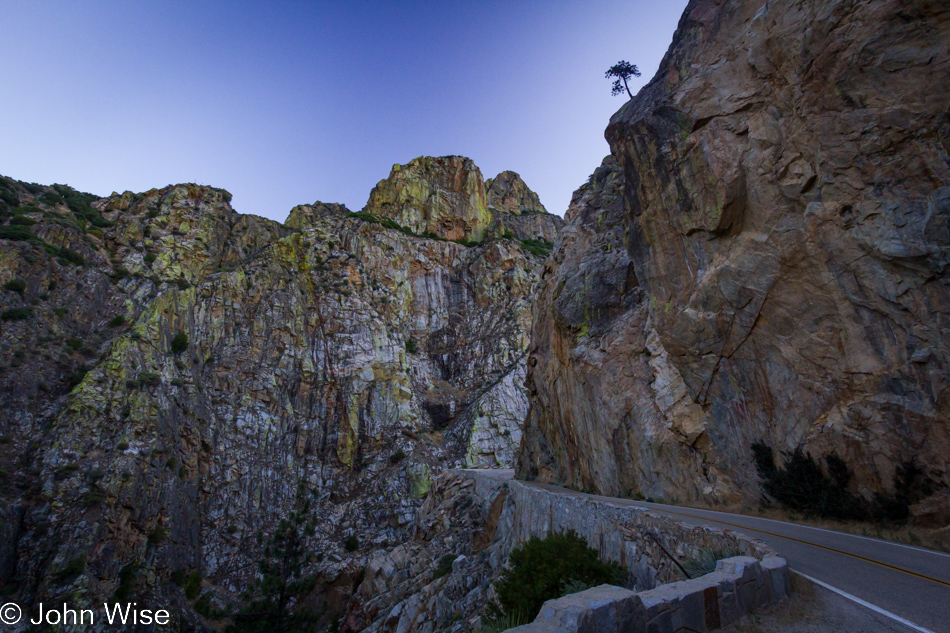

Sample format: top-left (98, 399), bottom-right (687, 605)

top-left (116, 440), bottom-right (129, 451)
top-left (82, 487), bottom-right (106, 506)
top-left (54, 307), bottom-right (68, 317)
top-left (66, 337), bottom-right (83, 350)
top-left (389, 449), bottom-right (406, 464)
top-left (9, 216), bottom-right (35, 227)
top-left (490, 530), bottom-right (623, 621)
top-left (108, 315), bottom-right (126, 327)
top-left (144, 252), bottom-right (156, 264)
top-left (0, 180), bottom-right (18, 207)
top-left (519, 237), bottom-right (554, 257)
top-left (112, 267), bottom-right (130, 279)
top-left (750, 443), bottom-right (926, 524)
top-left (114, 562), bottom-right (138, 601)
top-left (405, 339), bottom-right (417, 354)
top-left (433, 554), bottom-right (455, 580)
top-left (195, 592), bottom-right (213, 617)
top-left (344, 535), bottom-right (359, 552)
top-left (136, 371), bottom-right (161, 388)
top-left (752, 443), bottom-right (864, 520)
top-left (57, 556), bottom-right (86, 582)
top-left (1, 307), bottom-right (30, 321)
top-left (52, 184), bottom-right (112, 228)
top-left (181, 571), bottom-right (202, 600)
top-left (3, 278), bottom-right (26, 294)
top-left (66, 366), bottom-right (88, 388)
top-left (148, 525), bottom-right (167, 545)
top-left (0, 225), bottom-right (34, 241)
top-left (44, 243), bottom-right (85, 266)
top-left (55, 463), bottom-right (80, 480)
top-left (39, 191), bottom-right (65, 206)
top-left (170, 331), bottom-right (188, 354)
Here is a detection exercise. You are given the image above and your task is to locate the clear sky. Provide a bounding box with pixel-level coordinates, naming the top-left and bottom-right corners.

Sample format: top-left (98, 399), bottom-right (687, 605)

top-left (0, 1), bottom-right (688, 221)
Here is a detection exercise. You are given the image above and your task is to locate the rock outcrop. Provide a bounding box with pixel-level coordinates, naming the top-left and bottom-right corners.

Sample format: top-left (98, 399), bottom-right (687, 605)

top-left (366, 156), bottom-right (563, 244)
top-left (0, 158), bottom-right (560, 628)
top-left (521, 0), bottom-right (950, 521)
top-left (365, 156), bottom-right (494, 243)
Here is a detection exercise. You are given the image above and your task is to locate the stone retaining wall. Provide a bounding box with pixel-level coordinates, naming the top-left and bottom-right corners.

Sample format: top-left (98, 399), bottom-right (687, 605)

top-left (505, 555), bottom-right (790, 633)
top-left (353, 470), bottom-right (789, 632)
top-left (467, 470), bottom-right (775, 588)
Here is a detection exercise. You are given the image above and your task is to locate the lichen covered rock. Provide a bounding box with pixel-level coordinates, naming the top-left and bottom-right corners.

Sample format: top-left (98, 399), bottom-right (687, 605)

top-left (0, 159), bottom-right (559, 628)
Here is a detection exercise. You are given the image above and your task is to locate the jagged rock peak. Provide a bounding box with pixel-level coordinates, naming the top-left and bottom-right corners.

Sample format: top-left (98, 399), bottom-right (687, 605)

top-left (363, 155), bottom-right (492, 242)
top-left (284, 201), bottom-right (352, 229)
top-left (486, 170), bottom-right (547, 216)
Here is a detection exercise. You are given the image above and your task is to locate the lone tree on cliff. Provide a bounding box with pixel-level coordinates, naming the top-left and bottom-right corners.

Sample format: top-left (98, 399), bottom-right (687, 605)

top-left (605, 61), bottom-right (641, 99)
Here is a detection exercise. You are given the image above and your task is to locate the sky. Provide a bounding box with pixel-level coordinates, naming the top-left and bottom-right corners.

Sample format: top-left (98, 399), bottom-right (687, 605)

top-left (0, 1), bottom-right (688, 222)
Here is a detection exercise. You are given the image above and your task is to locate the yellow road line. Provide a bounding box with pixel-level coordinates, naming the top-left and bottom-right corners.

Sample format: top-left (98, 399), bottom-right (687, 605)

top-left (635, 504), bottom-right (950, 589)
top-left (528, 481), bottom-right (950, 588)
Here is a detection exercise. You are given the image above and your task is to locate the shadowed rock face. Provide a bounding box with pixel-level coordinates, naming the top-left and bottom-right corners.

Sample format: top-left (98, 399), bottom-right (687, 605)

top-left (521, 0), bottom-right (950, 518)
top-left (0, 161), bottom-right (558, 627)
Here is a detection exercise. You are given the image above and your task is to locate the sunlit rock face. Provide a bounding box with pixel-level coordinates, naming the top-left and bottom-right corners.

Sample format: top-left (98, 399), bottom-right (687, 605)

top-left (365, 156), bottom-right (564, 244)
top-left (0, 158), bottom-right (559, 627)
top-left (486, 170), bottom-right (546, 216)
top-left (520, 0), bottom-right (950, 520)
top-left (365, 155), bottom-right (493, 243)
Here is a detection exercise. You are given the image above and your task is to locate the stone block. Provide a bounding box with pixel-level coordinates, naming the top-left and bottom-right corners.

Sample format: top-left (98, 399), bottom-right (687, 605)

top-left (505, 622), bottom-right (572, 633)
top-left (760, 555), bottom-right (789, 603)
top-left (676, 587), bottom-right (706, 632)
top-left (702, 586), bottom-right (720, 631)
top-left (535, 594), bottom-right (597, 633)
top-left (715, 556), bottom-right (760, 583)
top-left (718, 589), bottom-right (739, 626)
top-left (645, 607), bottom-right (673, 633)
top-left (736, 579), bottom-right (757, 615)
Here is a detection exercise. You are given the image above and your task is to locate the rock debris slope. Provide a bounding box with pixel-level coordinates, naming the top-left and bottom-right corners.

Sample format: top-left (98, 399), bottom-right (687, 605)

top-left (520, 0), bottom-right (950, 521)
top-left (0, 157), bottom-right (560, 627)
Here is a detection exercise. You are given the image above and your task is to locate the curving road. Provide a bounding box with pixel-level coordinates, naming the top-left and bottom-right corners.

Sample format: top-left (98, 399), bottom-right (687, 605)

top-left (524, 480), bottom-right (950, 633)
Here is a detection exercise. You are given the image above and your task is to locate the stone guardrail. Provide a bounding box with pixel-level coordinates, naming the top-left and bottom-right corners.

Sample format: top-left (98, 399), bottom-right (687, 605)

top-left (504, 555), bottom-right (790, 633)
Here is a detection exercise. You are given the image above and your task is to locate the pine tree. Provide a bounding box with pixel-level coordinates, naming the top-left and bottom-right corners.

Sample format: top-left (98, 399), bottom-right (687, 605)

top-left (605, 61), bottom-right (641, 99)
top-left (229, 486), bottom-right (318, 632)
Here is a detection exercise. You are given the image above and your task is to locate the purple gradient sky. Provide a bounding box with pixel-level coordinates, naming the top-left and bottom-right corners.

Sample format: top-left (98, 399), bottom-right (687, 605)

top-left (0, 1), bottom-right (688, 221)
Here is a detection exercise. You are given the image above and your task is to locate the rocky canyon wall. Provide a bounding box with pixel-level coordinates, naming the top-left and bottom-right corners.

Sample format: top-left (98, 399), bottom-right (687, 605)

top-left (521, 0), bottom-right (950, 521)
top-left (0, 158), bottom-right (561, 627)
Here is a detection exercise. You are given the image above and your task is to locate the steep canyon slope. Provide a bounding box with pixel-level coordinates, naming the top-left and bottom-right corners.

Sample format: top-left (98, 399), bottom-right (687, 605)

top-left (0, 157), bottom-right (560, 627)
top-left (520, 0), bottom-right (950, 523)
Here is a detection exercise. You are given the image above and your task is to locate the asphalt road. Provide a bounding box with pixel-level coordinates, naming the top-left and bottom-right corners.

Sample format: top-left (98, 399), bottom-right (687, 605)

top-left (525, 481), bottom-right (950, 633)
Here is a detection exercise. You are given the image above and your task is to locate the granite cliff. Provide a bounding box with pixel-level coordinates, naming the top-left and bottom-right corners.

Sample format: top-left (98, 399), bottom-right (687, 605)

top-left (520, 0), bottom-right (950, 526)
top-left (0, 157), bottom-right (561, 629)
